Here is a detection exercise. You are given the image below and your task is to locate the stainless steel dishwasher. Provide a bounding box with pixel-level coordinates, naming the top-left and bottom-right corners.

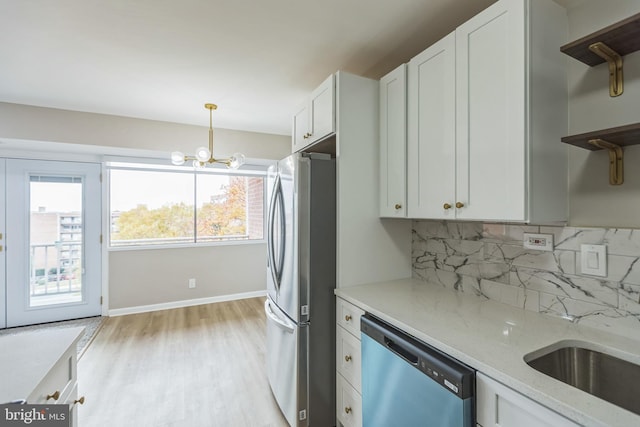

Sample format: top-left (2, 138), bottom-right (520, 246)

top-left (361, 314), bottom-right (475, 427)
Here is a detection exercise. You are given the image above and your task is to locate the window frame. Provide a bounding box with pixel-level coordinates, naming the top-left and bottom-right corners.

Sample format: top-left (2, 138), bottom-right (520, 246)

top-left (106, 161), bottom-right (267, 251)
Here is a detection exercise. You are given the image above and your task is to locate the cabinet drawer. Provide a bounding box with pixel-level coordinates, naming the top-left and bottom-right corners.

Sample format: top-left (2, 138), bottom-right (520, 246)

top-left (336, 373), bottom-right (362, 427)
top-left (337, 326), bottom-right (362, 391)
top-left (336, 298), bottom-right (364, 337)
top-left (28, 346), bottom-right (76, 404)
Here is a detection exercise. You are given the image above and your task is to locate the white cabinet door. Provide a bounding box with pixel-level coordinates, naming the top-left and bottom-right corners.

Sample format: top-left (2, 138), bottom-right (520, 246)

top-left (309, 74), bottom-right (335, 143)
top-left (455, 0), bottom-right (526, 221)
top-left (292, 103), bottom-right (310, 152)
top-left (476, 373), bottom-right (580, 427)
top-left (336, 326), bottom-right (362, 391)
top-left (336, 298), bottom-right (365, 337)
top-left (407, 32), bottom-right (456, 219)
top-left (336, 372), bottom-right (362, 427)
top-left (379, 64), bottom-right (407, 218)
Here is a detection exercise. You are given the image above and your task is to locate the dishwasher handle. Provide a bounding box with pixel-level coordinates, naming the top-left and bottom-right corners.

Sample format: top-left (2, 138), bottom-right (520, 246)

top-left (384, 336), bottom-right (419, 366)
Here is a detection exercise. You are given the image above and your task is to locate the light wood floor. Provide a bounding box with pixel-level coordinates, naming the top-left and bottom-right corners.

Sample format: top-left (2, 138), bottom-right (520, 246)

top-left (78, 297), bottom-right (288, 427)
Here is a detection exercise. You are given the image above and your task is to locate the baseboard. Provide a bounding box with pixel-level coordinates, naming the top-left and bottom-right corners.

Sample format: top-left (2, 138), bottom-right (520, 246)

top-left (108, 290), bottom-right (267, 317)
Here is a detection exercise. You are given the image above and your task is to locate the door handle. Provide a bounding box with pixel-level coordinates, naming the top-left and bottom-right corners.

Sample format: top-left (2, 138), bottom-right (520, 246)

top-left (384, 337), bottom-right (419, 365)
top-left (264, 300), bottom-right (294, 333)
top-left (275, 179), bottom-right (286, 284)
top-left (267, 176), bottom-right (281, 288)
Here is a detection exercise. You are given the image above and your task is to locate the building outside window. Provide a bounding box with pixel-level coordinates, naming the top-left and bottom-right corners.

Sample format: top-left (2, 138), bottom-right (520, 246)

top-left (108, 164), bottom-right (265, 248)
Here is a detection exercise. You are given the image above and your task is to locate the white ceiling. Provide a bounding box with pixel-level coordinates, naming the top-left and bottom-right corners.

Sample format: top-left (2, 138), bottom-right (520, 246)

top-left (0, 0), bottom-right (575, 137)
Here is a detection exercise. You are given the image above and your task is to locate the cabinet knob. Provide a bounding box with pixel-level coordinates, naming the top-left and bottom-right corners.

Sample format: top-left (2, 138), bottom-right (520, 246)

top-left (344, 407), bottom-right (352, 414)
top-left (46, 391), bottom-right (60, 401)
top-left (394, 204), bottom-right (402, 210)
top-left (345, 355), bottom-right (352, 362)
top-left (74, 396), bottom-right (85, 405)
top-left (303, 133), bottom-right (309, 139)
top-left (455, 202), bottom-right (464, 209)
top-left (344, 314), bottom-right (352, 322)
top-left (443, 203), bottom-right (452, 210)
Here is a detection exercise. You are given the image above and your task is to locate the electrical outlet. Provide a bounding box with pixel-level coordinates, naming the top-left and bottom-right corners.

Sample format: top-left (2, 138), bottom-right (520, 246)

top-left (188, 278), bottom-right (196, 289)
top-left (523, 233), bottom-right (554, 251)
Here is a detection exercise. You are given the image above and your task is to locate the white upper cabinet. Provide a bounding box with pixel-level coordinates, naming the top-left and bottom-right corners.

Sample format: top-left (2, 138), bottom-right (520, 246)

top-left (455, 0), bottom-right (527, 221)
top-left (292, 74), bottom-right (335, 152)
top-left (402, 0), bottom-right (568, 223)
top-left (379, 64), bottom-right (407, 218)
top-left (407, 32), bottom-right (456, 219)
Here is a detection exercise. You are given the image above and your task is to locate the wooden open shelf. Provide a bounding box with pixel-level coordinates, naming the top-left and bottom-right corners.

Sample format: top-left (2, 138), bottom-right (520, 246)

top-left (561, 122), bottom-right (640, 150)
top-left (560, 12), bottom-right (640, 66)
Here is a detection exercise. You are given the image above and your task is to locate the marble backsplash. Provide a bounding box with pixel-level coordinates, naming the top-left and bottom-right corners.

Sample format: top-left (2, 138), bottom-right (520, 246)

top-left (412, 220), bottom-right (640, 342)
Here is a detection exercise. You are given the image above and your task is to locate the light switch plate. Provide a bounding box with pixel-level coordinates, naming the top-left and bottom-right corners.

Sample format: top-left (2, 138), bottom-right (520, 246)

top-left (580, 244), bottom-right (607, 277)
top-left (523, 233), bottom-right (554, 251)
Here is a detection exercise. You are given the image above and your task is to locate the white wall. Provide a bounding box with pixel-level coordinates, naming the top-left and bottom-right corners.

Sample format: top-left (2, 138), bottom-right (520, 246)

top-left (567, 0), bottom-right (640, 227)
top-left (0, 102), bottom-right (290, 311)
top-left (0, 102), bottom-right (291, 160)
top-left (109, 244), bottom-right (267, 310)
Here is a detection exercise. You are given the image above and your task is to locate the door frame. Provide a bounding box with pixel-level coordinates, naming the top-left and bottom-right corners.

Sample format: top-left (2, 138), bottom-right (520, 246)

top-left (4, 158), bottom-right (103, 327)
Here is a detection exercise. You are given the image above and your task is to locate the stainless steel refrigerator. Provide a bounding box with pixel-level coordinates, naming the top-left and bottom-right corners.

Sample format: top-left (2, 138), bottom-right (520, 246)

top-left (265, 152), bottom-right (336, 427)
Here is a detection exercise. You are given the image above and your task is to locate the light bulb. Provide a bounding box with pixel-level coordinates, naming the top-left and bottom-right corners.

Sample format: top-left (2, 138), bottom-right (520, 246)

top-left (171, 151), bottom-right (186, 166)
top-left (228, 153), bottom-right (246, 169)
top-left (192, 160), bottom-right (204, 169)
top-left (195, 146), bottom-right (211, 162)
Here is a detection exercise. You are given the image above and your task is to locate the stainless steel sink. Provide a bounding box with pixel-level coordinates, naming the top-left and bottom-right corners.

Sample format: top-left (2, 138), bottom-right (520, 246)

top-left (525, 342), bottom-right (640, 416)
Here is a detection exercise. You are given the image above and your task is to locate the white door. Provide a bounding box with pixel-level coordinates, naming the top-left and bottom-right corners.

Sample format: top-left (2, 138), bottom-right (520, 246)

top-left (292, 103), bottom-right (310, 153)
top-left (309, 74), bottom-right (335, 143)
top-left (4, 159), bottom-right (102, 327)
top-left (455, 0), bottom-right (526, 221)
top-left (407, 32), bottom-right (456, 219)
top-left (379, 63), bottom-right (407, 218)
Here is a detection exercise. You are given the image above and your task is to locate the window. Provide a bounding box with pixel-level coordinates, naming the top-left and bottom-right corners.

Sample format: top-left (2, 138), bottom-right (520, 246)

top-left (109, 164), bottom-right (264, 248)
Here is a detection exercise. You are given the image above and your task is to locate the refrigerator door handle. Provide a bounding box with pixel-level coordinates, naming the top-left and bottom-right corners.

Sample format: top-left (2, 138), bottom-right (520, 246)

top-left (274, 178), bottom-right (286, 284)
top-left (265, 299), bottom-right (294, 333)
top-left (267, 174), bottom-right (282, 289)
top-left (269, 175), bottom-right (286, 289)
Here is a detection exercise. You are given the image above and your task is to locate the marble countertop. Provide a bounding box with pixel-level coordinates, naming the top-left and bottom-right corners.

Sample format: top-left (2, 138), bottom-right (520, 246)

top-left (0, 327), bottom-right (84, 404)
top-left (335, 278), bottom-right (640, 427)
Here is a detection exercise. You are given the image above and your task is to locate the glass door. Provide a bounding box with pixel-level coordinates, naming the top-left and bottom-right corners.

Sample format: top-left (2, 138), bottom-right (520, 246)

top-left (4, 159), bottom-right (102, 327)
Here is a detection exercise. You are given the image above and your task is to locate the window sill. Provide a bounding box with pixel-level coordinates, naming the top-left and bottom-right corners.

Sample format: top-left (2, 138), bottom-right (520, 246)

top-left (107, 239), bottom-right (266, 252)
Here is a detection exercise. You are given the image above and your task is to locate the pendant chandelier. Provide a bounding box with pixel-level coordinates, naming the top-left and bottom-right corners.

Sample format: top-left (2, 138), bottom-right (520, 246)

top-left (171, 103), bottom-right (245, 169)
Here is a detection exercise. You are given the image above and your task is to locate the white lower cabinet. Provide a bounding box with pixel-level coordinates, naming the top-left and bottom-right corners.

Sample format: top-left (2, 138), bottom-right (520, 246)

top-left (476, 372), bottom-right (579, 427)
top-left (336, 297), bottom-right (364, 427)
top-left (0, 328), bottom-right (83, 427)
top-left (337, 324), bottom-right (362, 391)
top-left (337, 373), bottom-right (362, 427)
